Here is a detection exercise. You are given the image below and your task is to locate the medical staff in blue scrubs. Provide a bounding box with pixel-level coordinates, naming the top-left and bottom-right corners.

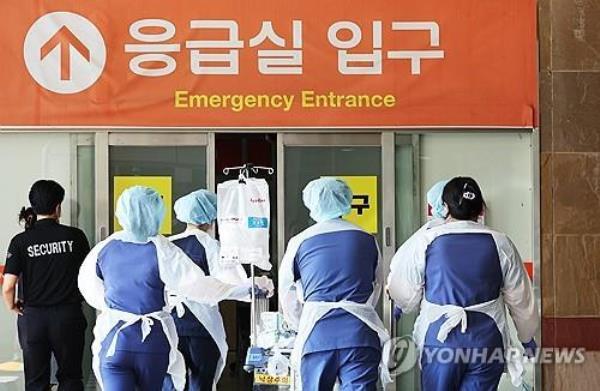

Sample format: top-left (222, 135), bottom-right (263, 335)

top-left (394, 179), bottom-right (449, 321)
top-left (280, 178), bottom-right (391, 391)
top-left (162, 189), bottom-right (271, 391)
top-left (388, 177), bottom-right (539, 391)
top-left (78, 186), bottom-right (269, 391)
top-left (426, 179), bottom-right (450, 224)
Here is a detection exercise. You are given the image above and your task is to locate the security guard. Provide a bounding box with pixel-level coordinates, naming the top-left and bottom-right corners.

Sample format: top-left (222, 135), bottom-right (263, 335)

top-left (2, 180), bottom-right (90, 391)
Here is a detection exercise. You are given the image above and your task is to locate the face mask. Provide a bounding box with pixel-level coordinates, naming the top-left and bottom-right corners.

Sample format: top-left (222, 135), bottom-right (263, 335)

top-left (432, 202), bottom-right (449, 219)
top-left (440, 204), bottom-right (450, 219)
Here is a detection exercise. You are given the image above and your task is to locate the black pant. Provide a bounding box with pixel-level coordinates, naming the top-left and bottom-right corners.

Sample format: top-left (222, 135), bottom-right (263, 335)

top-left (17, 304), bottom-right (87, 391)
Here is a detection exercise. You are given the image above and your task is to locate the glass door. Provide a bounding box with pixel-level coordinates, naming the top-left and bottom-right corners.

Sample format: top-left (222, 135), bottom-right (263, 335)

top-left (95, 132), bottom-right (213, 241)
top-left (90, 131), bottom-right (211, 387)
top-left (277, 132), bottom-right (397, 390)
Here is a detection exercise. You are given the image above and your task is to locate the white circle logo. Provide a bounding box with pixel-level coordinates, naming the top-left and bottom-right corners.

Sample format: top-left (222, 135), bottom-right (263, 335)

top-left (24, 12), bottom-right (106, 94)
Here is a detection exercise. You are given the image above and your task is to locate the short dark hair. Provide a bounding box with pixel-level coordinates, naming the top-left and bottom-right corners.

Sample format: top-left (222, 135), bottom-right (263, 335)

top-left (442, 177), bottom-right (485, 221)
top-left (28, 180), bottom-right (65, 215)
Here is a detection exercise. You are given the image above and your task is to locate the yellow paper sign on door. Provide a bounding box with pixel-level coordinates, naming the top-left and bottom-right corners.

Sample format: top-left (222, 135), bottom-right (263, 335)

top-left (113, 176), bottom-right (173, 235)
top-left (337, 176), bottom-right (378, 234)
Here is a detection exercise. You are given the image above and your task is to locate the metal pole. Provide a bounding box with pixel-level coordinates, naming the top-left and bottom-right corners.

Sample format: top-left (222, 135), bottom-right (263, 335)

top-left (250, 264), bottom-right (256, 346)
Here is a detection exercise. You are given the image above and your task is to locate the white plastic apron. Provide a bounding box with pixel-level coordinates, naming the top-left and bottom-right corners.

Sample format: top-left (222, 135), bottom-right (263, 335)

top-left (290, 300), bottom-right (393, 390)
top-left (169, 296), bottom-right (228, 391)
top-left (413, 296), bottom-right (526, 387)
top-left (91, 307), bottom-right (186, 390)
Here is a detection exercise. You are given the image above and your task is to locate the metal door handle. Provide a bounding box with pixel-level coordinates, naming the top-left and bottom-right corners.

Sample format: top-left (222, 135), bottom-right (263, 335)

top-left (98, 226), bottom-right (108, 242)
top-left (385, 226), bottom-right (392, 247)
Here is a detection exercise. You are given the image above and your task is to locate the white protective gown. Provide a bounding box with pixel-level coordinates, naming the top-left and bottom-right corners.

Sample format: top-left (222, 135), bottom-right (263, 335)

top-left (78, 231), bottom-right (251, 391)
top-left (166, 228), bottom-right (248, 390)
top-left (279, 219), bottom-right (392, 388)
top-left (388, 220), bottom-right (539, 387)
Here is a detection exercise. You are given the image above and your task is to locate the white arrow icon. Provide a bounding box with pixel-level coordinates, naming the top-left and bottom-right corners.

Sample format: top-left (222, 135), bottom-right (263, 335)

top-left (24, 12), bottom-right (106, 94)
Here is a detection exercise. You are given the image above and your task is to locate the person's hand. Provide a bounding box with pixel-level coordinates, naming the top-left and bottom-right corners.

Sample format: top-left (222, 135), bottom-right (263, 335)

top-left (393, 305), bottom-right (403, 321)
top-left (522, 339), bottom-right (537, 358)
top-left (10, 301), bottom-right (23, 316)
top-left (253, 276), bottom-right (275, 298)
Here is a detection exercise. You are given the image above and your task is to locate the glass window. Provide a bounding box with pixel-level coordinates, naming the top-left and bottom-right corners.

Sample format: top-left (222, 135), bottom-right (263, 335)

top-left (109, 146), bottom-right (207, 235)
top-left (284, 146), bottom-right (382, 245)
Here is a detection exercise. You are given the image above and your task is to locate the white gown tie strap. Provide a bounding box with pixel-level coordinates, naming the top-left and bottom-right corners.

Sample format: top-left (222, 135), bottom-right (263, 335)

top-left (165, 292), bottom-right (230, 391)
top-left (414, 296), bottom-right (526, 387)
top-left (167, 294), bottom-right (187, 318)
top-left (105, 309), bottom-right (166, 357)
top-left (419, 298), bottom-right (499, 345)
top-left (175, 303), bottom-right (186, 318)
top-left (291, 300), bottom-right (392, 389)
top-left (435, 305), bottom-right (468, 343)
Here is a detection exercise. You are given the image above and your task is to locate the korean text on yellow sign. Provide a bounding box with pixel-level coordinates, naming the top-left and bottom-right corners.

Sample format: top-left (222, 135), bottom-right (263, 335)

top-left (337, 176), bottom-right (378, 234)
top-left (113, 176), bottom-right (173, 235)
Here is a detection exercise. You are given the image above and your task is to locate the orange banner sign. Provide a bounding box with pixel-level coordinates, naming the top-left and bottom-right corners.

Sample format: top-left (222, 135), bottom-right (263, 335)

top-left (0, 0), bottom-right (537, 127)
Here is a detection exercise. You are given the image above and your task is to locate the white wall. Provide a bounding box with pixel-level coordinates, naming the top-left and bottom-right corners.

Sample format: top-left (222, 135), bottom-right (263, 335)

top-left (0, 133), bottom-right (73, 365)
top-left (0, 133), bottom-right (74, 248)
top-left (420, 132), bottom-right (534, 260)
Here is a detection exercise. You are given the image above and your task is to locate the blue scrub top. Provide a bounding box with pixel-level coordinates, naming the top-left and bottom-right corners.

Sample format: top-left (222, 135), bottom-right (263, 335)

top-left (424, 233), bottom-right (504, 349)
top-left (294, 228), bottom-right (381, 354)
top-left (96, 239), bottom-right (170, 353)
top-left (169, 234), bottom-right (212, 338)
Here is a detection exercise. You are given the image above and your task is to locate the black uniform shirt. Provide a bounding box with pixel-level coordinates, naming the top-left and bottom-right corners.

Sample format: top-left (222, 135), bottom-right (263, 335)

top-left (4, 219), bottom-right (90, 306)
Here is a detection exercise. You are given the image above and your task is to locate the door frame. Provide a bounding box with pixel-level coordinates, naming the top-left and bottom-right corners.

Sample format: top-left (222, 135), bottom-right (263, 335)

top-left (94, 131), bottom-right (214, 243)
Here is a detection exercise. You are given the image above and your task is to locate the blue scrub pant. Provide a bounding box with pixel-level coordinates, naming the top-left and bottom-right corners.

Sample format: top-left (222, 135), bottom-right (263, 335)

top-left (301, 347), bottom-right (380, 391)
top-left (100, 350), bottom-right (169, 391)
top-left (162, 336), bottom-right (220, 391)
top-left (420, 347), bottom-right (504, 391)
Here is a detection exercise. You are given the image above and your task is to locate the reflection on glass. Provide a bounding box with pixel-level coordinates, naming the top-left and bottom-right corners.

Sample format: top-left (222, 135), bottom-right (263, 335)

top-left (109, 146), bottom-right (207, 235)
top-left (284, 146), bottom-right (382, 245)
top-left (283, 145), bottom-right (384, 329)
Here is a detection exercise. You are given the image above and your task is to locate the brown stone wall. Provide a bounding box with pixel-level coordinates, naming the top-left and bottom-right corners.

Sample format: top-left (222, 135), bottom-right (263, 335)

top-left (539, 0), bottom-right (600, 389)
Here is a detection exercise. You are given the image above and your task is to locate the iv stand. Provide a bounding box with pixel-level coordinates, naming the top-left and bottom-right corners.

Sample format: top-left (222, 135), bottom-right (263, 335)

top-left (222, 163), bottom-right (274, 351)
